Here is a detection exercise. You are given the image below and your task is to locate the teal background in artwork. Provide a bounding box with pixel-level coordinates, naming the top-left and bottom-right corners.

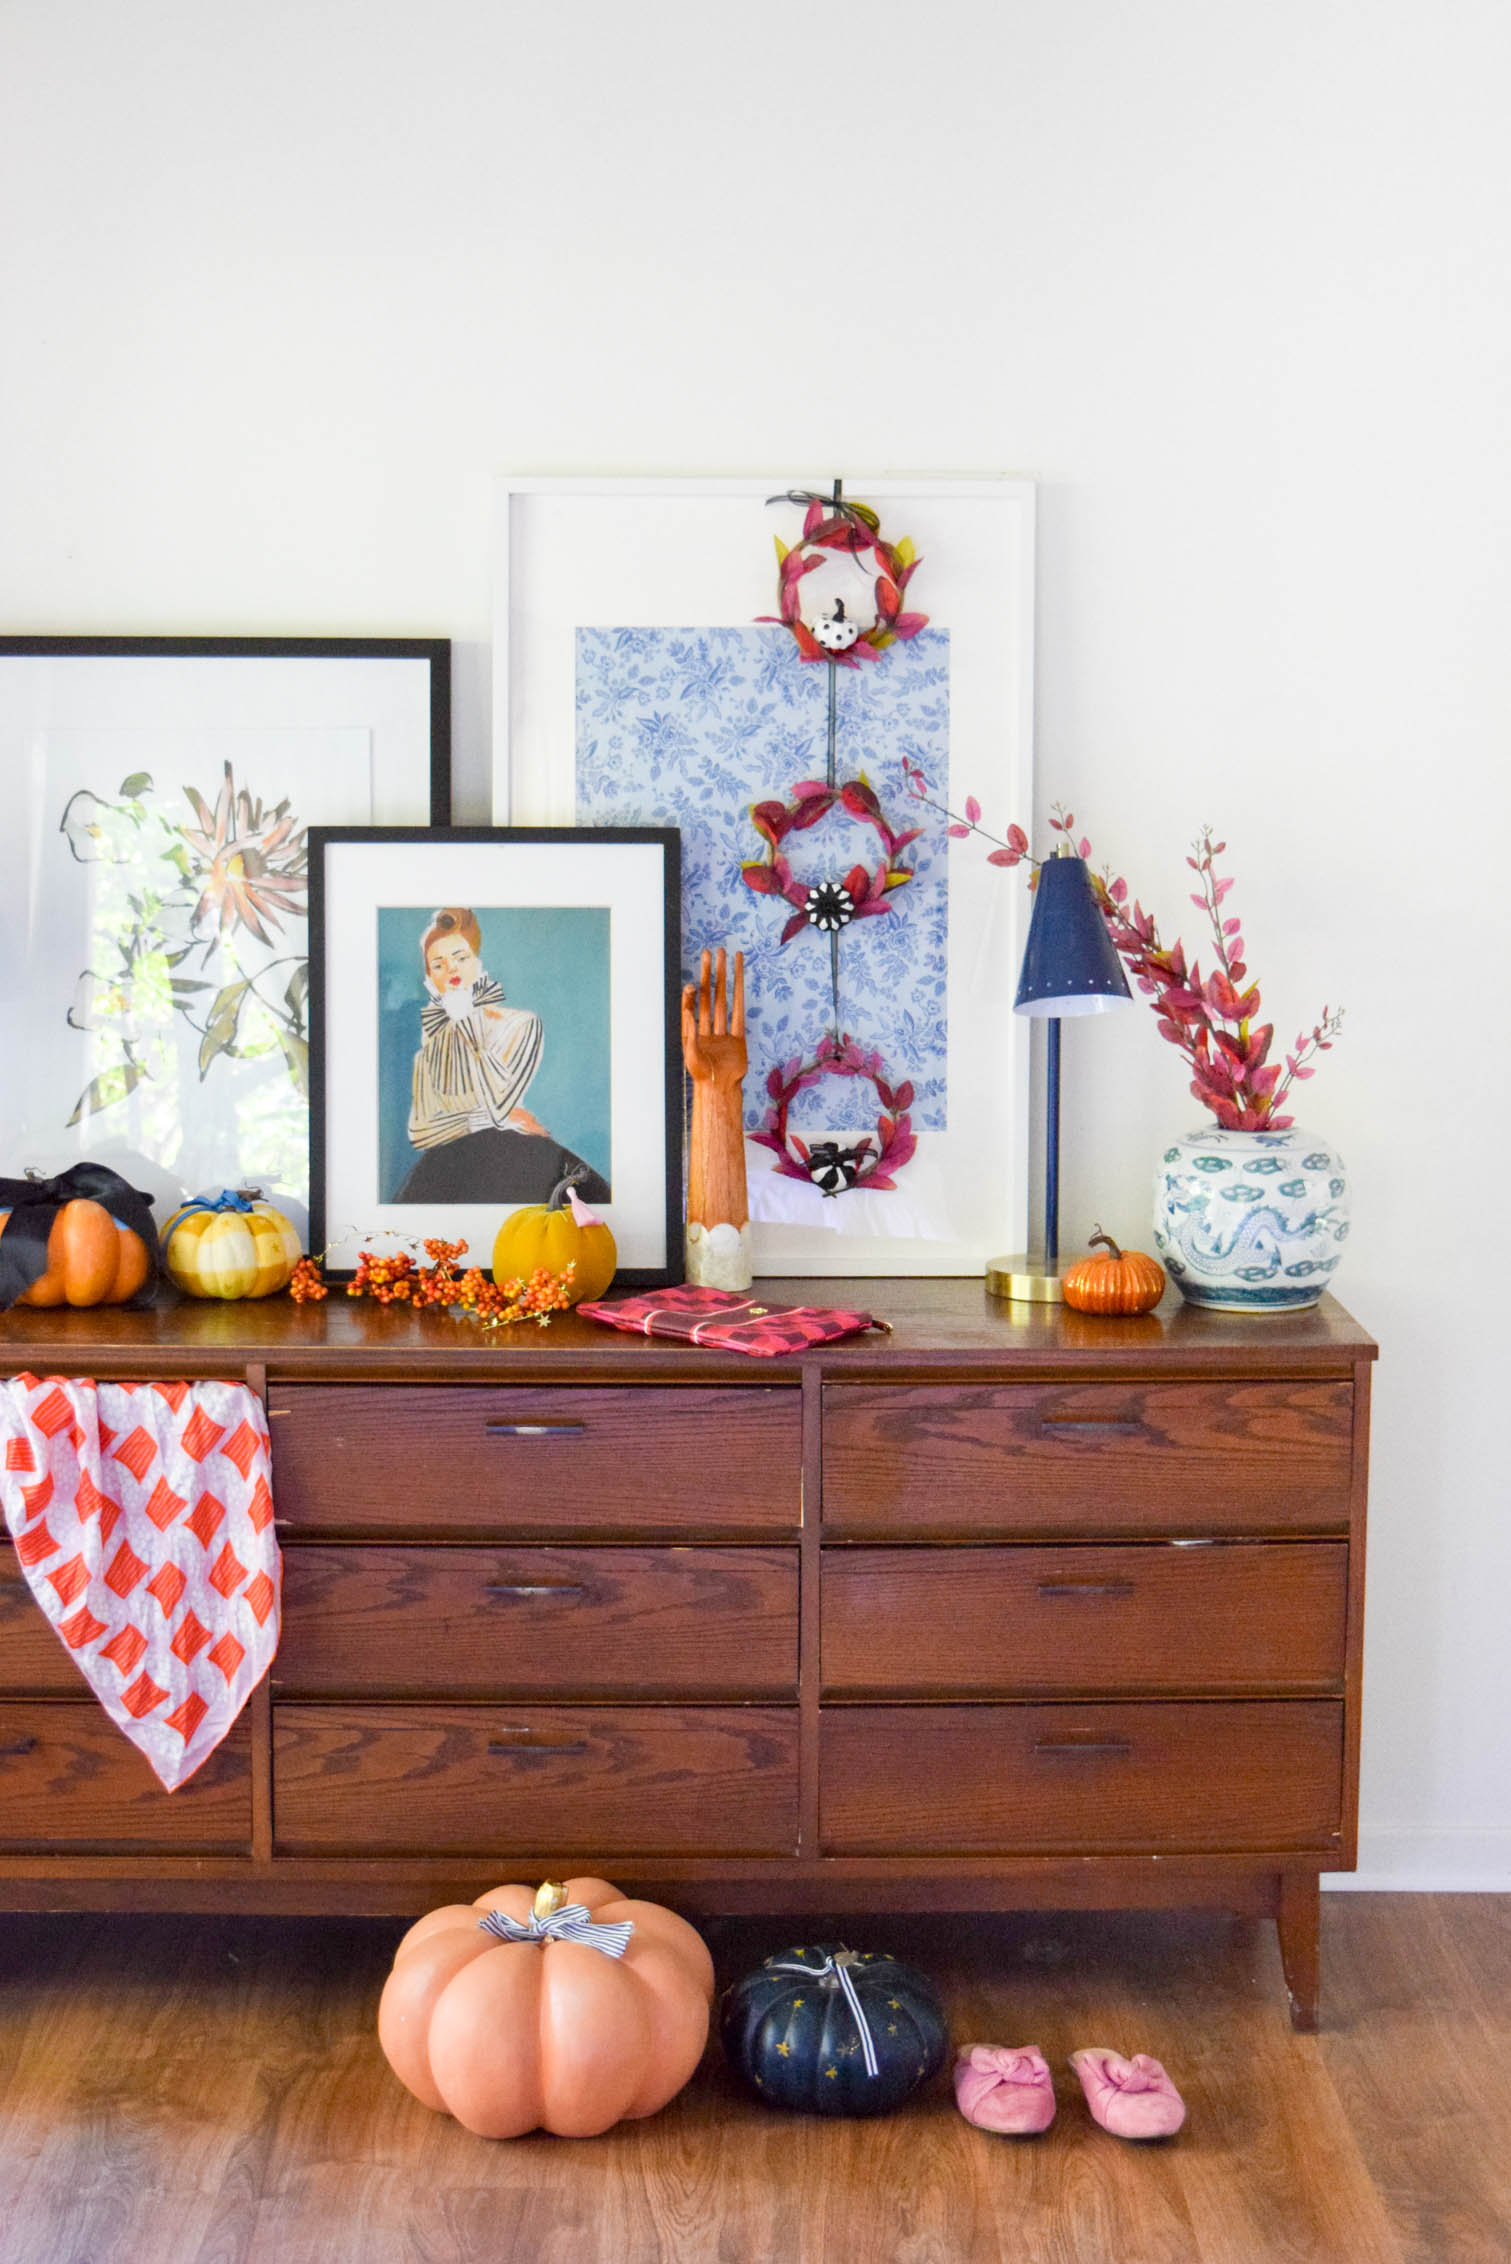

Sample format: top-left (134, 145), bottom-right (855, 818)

top-left (377, 906), bottom-right (612, 1200)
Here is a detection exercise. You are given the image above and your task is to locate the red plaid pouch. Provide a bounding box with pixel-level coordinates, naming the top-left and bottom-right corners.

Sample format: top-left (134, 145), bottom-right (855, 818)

top-left (578, 1285), bottom-right (887, 1356)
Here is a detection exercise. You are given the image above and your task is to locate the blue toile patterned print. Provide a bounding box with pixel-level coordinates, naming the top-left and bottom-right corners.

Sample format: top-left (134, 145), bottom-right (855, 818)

top-left (576, 626), bottom-right (949, 1132)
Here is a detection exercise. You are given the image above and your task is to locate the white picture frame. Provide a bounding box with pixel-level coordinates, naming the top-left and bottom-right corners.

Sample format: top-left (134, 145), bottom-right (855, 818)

top-left (492, 476), bottom-right (1034, 1277)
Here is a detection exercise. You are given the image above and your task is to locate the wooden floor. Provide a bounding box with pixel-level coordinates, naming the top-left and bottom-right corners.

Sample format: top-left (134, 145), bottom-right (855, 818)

top-left (0, 1894), bottom-right (1507, 2262)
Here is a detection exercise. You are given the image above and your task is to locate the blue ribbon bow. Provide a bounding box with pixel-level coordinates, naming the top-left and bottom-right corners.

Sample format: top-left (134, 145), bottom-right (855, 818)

top-left (172, 1188), bottom-right (260, 1219)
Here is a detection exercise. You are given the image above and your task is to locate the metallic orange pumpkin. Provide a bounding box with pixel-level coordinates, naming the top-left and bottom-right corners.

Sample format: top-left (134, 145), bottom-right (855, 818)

top-left (1062, 1229), bottom-right (1166, 1316)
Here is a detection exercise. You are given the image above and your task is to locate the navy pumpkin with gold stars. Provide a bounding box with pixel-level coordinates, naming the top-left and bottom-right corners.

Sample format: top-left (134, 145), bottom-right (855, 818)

top-left (719, 1944), bottom-right (948, 2116)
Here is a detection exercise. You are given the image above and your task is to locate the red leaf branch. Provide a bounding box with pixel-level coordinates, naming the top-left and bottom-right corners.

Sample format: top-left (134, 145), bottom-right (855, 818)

top-left (900, 760), bottom-right (1344, 1130)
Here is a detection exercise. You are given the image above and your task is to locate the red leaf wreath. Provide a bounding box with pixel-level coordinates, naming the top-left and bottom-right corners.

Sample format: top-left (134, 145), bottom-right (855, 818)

top-left (752, 1035), bottom-right (918, 1193)
top-left (740, 775), bottom-right (923, 941)
top-left (757, 494), bottom-right (930, 666)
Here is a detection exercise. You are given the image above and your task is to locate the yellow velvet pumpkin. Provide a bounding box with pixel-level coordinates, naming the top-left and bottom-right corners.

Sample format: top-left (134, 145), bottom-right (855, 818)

top-left (492, 1174), bottom-right (617, 1305)
top-left (162, 1189), bottom-right (302, 1300)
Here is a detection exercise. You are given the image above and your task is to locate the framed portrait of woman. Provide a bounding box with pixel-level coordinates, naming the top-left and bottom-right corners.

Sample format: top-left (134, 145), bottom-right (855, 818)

top-left (308, 826), bottom-right (683, 1284)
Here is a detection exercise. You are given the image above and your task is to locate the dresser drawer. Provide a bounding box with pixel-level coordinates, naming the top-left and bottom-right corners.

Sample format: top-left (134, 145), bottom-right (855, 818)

top-left (821, 1542), bottom-right (1348, 1697)
top-left (822, 1381), bottom-right (1354, 1536)
top-left (273, 1703), bottom-right (800, 1855)
top-left (0, 1704), bottom-right (252, 1851)
top-left (0, 1545), bottom-right (81, 1694)
top-left (821, 1702), bottom-right (1343, 1854)
top-left (274, 1545), bottom-right (799, 1698)
top-left (269, 1385), bottom-right (801, 1538)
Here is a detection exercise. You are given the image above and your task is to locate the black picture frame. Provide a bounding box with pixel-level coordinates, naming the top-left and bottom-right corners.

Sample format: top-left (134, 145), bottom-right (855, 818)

top-left (0, 634), bottom-right (451, 821)
top-left (308, 825), bottom-right (683, 1287)
top-left (0, 634), bottom-right (451, 1222)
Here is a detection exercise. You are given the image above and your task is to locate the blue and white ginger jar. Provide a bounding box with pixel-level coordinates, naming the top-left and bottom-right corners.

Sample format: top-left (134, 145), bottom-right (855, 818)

top-left (1152, 1126), bottom-right (1349, 1313)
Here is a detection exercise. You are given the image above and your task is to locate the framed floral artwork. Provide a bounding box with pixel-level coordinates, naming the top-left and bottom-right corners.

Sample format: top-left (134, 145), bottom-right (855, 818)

top-left (493, 476), bottom-right (1034, 1276)
top-left (0, 636), bottom-right (449, 1226)
top-left (307, 826), bottom-right (683, 1284)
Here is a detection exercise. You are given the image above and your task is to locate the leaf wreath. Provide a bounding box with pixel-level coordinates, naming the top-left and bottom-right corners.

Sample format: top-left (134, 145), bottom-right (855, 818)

top-left (741, 775), bottom-right (924, 945)
top-left (751, 1034), bottom-right (917, 1195)
top-left (758, 493), bottom-right (930, 666)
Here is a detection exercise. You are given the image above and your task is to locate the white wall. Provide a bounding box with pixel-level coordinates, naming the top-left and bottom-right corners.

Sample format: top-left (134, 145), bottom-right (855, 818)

top-left (2, 0), bottom-right (1507, 1885)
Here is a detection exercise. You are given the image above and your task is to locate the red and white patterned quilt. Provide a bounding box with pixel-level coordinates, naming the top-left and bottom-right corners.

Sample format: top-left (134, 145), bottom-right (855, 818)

top-left (0, 1373), bottom-right (280, 1790)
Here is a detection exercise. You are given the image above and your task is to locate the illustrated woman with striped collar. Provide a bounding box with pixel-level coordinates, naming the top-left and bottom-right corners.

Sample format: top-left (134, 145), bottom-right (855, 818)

top-left (393, 907), bottom-right (610, 1205)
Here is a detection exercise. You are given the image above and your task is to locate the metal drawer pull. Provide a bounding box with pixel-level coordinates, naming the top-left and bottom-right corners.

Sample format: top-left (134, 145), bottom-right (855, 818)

top-left (1034, 1737), bottom-right (1133, 1759)
top-left (0, 1737), bottom-right (38, 1757)
top-left (485, 1421), bottom-right (586, 1438)
top-left (1037, 1580), bottom-right (1135, 1599)
top-left (1039, 1417), bottom-right (1145, 1438)
top-left (483, 1582), bottom-right (587, 1598)
top-left (487, 1732), bottom-right (589, 1756)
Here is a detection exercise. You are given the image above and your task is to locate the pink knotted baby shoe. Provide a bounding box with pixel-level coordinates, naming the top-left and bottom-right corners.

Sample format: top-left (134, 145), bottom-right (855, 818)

top-left (1068, 2048), bottom-right (1186, 2139)
top-left (953, 2044), bottom-right (1057, 2134)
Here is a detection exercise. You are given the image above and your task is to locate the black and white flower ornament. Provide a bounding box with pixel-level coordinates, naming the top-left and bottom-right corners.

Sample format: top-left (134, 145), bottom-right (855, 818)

top-left (805, 881), bottom-right (855, 933)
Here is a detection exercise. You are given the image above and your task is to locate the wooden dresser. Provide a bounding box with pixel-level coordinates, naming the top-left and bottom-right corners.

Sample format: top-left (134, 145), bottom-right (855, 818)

top-left (0, 1281), bottom-right (1374, 2028)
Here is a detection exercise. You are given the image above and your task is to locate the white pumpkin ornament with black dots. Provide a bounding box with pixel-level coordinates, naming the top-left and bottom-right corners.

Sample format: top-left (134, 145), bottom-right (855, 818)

top-left (812, 602), bottom-right (861, 653)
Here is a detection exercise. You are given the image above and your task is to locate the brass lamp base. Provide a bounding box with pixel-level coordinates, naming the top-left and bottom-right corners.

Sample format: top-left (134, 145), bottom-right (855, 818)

top-left (985, 1255), bottom-right (1066, 1303)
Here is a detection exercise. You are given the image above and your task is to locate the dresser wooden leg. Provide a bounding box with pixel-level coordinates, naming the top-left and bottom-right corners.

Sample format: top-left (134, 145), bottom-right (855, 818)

top-left (1277, 1870), bottom-right (1321, 2030)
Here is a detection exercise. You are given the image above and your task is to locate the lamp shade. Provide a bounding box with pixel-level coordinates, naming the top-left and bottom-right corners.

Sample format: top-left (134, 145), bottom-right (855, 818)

top-left (1014, 852), bottom-right (1132, 1018)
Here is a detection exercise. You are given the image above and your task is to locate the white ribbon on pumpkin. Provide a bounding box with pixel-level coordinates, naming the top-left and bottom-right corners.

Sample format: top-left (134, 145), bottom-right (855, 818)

top-left (763, 1952), bottom-right (881, 2076)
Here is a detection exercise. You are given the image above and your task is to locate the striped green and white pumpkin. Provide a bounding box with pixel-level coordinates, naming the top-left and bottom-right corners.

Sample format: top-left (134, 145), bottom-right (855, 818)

top-left (161, 1190), bottom-right (302, 1300)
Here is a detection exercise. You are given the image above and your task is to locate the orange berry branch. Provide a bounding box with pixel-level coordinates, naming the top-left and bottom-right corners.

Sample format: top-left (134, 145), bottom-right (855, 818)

top-left (288, 1240), bottom-right (576, 1330)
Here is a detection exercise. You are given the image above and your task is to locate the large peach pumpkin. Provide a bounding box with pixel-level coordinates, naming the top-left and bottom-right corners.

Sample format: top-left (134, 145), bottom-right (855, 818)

top-left (377, 1877), bottom-right (714, 2139)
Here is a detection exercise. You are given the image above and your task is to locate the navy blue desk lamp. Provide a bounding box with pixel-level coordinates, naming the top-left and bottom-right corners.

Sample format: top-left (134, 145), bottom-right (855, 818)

top-left (987, 845), bottom-right (1132, 1302)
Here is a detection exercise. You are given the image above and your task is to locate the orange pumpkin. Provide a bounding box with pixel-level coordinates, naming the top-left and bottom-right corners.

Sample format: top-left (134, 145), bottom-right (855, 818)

top-left (1062, 1228), bottom-right (1166, 1316)
top-left (378, 1876), bottom-right (714, 2139)
top-left (0, 1198), bottom-right (152, 1307)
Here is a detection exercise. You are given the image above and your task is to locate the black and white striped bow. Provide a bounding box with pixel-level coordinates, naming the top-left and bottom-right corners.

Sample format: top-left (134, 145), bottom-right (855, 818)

top-left (477, 1903), bottom-right (635, 1959)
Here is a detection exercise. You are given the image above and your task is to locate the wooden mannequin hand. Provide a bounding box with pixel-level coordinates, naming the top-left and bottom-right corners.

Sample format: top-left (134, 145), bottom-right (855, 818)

top-left (681, 948), bottom-right (746, 1095)
top-left (681, 948), bottom-right (749, 1246)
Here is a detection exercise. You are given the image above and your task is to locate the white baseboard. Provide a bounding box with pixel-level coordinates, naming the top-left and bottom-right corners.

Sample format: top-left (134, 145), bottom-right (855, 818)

top-left (1323, 1828), bottom-right (1511, 1891)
